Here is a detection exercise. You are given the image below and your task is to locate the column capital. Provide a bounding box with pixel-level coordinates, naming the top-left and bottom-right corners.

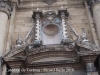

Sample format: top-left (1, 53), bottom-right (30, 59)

top-left (86, 0), bottom-right (100, 8)
top-left (0, 1), bottom-right (13, 18)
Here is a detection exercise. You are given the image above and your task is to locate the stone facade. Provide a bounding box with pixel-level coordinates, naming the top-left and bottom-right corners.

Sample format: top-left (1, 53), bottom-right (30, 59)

top-left (0, 0), bottom-right (100, 75)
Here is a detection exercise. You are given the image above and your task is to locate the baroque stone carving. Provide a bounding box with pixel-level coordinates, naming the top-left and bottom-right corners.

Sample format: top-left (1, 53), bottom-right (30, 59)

top-left (58, 7), bottom-right (79, 45)
top-left (32, 8), bottom-right (43, 47)
top-left (77, 28), bottom-right (100, 51)
top-left (2, 7), bottom-right (100, 75)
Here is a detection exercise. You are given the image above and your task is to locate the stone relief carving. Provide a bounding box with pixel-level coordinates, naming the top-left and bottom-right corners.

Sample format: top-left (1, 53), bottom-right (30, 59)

top-left (3, 7), bottom-right (100, 59)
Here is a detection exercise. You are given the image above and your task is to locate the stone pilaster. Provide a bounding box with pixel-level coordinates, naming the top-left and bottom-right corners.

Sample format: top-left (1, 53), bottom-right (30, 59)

top-left (32, 9), bottom-right (43, 47)
top-left (6, 4), bottom-right (16, 52)
top-left (58, 7), bottom-right (70, 45)
top-left (0, 1), bottom-right (12, 18)
top-left (0, 1), bottom-right (12, 75)
top-left (86, 0), bottom-right (100, 46)
top-left (92, 0), bottom-right (100, 46)
top-left (0, 1), bottom-right (12, 56)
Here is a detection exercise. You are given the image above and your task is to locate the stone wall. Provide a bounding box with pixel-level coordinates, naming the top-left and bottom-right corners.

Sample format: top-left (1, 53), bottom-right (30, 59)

top-left (2, 1), bottom-right (99, 75)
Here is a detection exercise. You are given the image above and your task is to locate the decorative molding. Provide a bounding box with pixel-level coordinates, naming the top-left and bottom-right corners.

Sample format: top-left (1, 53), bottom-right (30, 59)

top-left (42, 0), bottom-right (57, 5)
top-left (44, 11), bottom-right (56, 22)
top-left (27, 44), bottom-right (75, 55)
top-left (29, 59), bottom-right (78, 65)
top-left (0, 1), bottom-right (13, 18)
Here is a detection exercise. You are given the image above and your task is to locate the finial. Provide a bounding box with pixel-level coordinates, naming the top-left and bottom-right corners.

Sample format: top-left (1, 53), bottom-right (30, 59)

top-left (36, 8), bottom-right (39, 10)
top-left (81, 28), bottom-right (89, 42)
top-left (81, 28), bottom-right (85, 34)
top-left (16, 34), bottom-right (22, 45)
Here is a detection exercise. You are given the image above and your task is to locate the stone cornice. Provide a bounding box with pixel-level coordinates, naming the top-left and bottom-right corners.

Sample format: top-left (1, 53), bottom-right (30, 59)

top-left (0, 1), bottom-right (13, 18)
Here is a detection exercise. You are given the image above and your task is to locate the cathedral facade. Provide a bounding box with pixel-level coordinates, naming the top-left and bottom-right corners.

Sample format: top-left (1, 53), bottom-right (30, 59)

top-left (0, 0), bottom-right (100, 75)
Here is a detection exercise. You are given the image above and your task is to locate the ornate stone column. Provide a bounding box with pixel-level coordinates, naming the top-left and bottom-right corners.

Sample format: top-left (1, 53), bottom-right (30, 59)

top-left (0, 1), bottom-right (12, 56)
top-left (32, 9), bottom-right (42, 47)
top-left (58, 7), bottom-right (69, 44)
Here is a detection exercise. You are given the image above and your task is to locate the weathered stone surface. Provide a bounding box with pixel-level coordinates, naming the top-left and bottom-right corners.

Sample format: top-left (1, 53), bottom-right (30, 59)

top-left (14, 6), bottom-right (93, 44)
top-left (93, 3), bottom-right (100, 45)
top-left (0, 12), bottom-right (8, 56)
top-left (87, 72), bottom-right (99, 75)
